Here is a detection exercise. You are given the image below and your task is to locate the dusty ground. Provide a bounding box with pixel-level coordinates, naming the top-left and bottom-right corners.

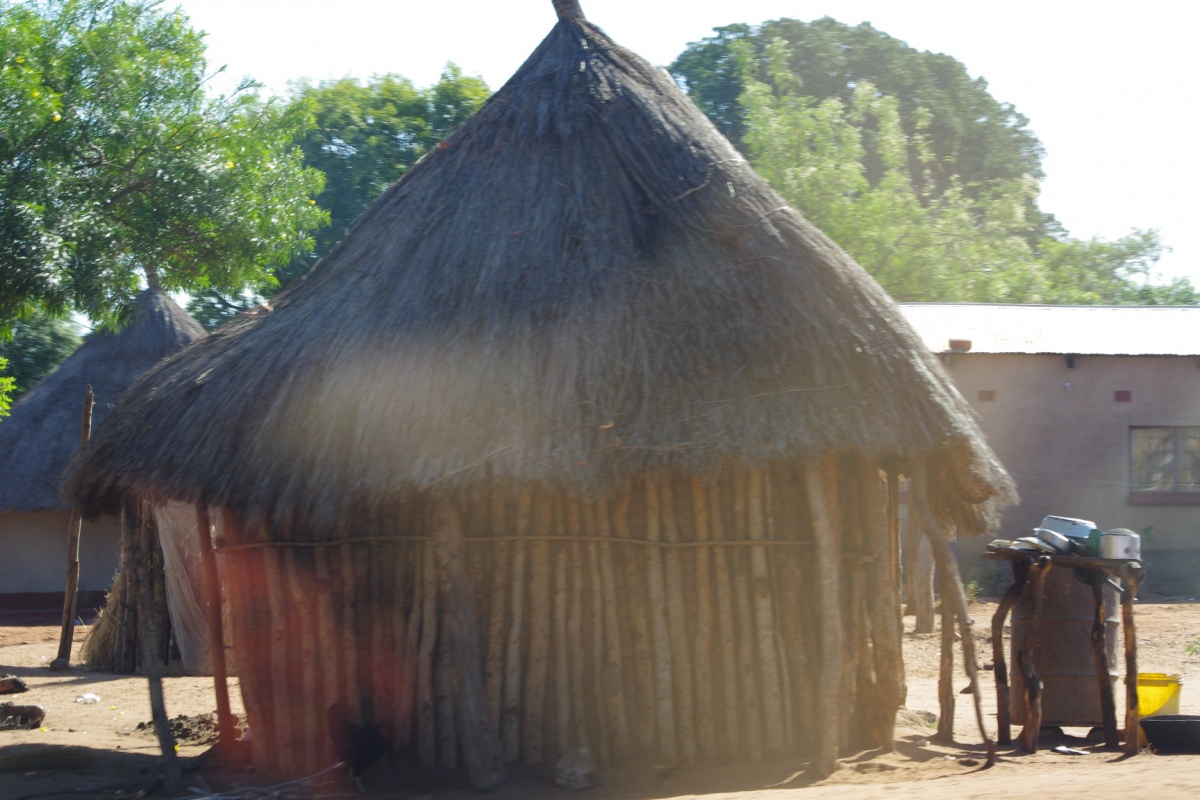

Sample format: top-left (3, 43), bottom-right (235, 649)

top-left (2, 596), bottom-right (1199, 799)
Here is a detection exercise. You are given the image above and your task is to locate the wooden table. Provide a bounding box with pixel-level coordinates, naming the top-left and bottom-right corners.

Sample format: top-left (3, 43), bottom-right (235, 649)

top-left (984, 547), bottom-right (1145, 754)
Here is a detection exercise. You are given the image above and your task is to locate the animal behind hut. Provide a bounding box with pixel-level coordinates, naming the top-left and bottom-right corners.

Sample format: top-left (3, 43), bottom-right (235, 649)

top-left (326, 701), bottom-right (390, 790)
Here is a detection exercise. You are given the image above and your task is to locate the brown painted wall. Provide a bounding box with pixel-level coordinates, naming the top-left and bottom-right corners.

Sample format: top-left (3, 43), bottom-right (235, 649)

top-left (940, 352), bottom-right (1200, 596)
top-left (0, 511), bottom-right (121, 597)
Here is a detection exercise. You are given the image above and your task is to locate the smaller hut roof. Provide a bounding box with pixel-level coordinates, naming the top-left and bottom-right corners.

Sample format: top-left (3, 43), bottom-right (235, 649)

top-left (0, 290), bottom-right (205, 512)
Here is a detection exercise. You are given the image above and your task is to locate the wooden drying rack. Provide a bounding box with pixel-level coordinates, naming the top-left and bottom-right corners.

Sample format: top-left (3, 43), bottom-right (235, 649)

top-left (984, 547), bottom-right (1146, 755)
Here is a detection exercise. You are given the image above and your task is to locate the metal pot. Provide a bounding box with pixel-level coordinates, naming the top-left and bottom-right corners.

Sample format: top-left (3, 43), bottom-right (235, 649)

top-left (1099, 528), bottom-right (1141, 560)
top-left (1036, 528), bottom-right (1072, 553)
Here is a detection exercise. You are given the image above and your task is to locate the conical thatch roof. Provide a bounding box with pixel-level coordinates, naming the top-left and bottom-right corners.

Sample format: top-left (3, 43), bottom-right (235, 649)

top-left (0, 290), bottom-right (205, 512)
top-left (67, 2), bottom-right (1013, 532)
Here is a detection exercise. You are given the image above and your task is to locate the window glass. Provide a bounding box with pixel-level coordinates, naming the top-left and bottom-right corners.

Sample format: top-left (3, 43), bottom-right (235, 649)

top-left (1132, 427), bottom-right (1175, 491)
top-left (1178, 428), bottom-right (1200, 491)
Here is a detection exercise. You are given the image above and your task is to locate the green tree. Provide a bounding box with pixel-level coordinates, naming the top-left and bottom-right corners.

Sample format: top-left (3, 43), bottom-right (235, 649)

top-left (672, 18), bottom-right (1044, 206)
top-left (742, 42), bottom-right (1040, 302)
top-left (294, 65), bottom-right (490, 264)
top-left (739, 41), bottom-right (1191, 305)
top-left (1035, 232), bottom-right (1191, 305)
top-left (0, 359), bottom-right (13, 418)
top-left (189, 66), bottom-right (491, 329)
top-left (0, 312), bottom-right (81, 400)
top-left (0, 0), bottom-right (327, 333)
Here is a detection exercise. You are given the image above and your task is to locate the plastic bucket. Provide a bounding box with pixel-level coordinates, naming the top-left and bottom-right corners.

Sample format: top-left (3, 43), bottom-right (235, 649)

top-left (1139, 673), bottom-right (1183, 716)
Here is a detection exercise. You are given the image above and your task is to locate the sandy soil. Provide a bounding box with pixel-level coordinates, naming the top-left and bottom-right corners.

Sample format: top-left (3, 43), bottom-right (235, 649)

top-left (2, 596), bottom-right (1199, 799)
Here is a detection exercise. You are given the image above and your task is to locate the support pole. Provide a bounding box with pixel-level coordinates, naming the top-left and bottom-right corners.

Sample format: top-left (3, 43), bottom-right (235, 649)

top-left (196, 505), bottom-right (237, 745)
top-left (51, 385), bottom-right (94, 671)
top-left (804, 456), bottom-right (842, 779)
top-left (914, 466), bottom-right (995, 765)
top-left (1120, 562), bottom-right (1145, 755)
top-left (431, 497), bottom-right (505, 790)
top-left (1016, 557), bottom-right (1051, 753)
top-left (128, 496), bottom-right (181, 792)
top-left (1087, 573), bottom-right (1120, 749)
top-left (990, 561), bottom-right (1028, 745)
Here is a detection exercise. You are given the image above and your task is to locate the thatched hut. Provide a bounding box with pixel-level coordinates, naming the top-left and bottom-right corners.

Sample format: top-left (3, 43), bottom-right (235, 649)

top-left (0, 289), bottom-right (204, 609)
top-left (67, 0), bottom-right (1013, 780)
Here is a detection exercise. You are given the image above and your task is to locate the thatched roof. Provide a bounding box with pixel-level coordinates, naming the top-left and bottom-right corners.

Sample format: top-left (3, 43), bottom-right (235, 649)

top-left (67, 1), bottom-right (1013, 532)
top-left (1, 290), bottom-right (205, 512)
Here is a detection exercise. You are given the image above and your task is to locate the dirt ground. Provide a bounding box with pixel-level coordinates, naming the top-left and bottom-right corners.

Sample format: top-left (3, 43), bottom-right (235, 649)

top-left (2, 595), bottom-right (1199, 799)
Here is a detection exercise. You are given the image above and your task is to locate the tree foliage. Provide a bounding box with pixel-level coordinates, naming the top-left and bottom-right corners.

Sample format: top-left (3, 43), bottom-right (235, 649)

top-left (292, 65), bottom-right (490, 266)
top-left (672, 18), bottom-right (1044, 204)
top-left (0, 0), bottom-right (327, 333)
top-left (189, 66), bottom-right (491, 329)
top-left (0, 359), bottom-right (13, 417)
top-left (0, 311), bottom-right (80, 401)
top-left (738, 39), bottom-right (1189, 305)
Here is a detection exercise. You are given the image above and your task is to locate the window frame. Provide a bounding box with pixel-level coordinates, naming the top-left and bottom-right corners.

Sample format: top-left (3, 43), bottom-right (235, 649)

top-left (1128, 425), bottom-right (1200, 505)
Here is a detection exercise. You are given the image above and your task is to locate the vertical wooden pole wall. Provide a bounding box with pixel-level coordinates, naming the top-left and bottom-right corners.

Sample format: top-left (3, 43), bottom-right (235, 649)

top-left (221, 457), bottom-right (906, 776)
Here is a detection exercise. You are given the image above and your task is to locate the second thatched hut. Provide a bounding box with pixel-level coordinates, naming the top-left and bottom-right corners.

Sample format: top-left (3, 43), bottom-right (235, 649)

top-left (67, 0), bottom-right (1013, 780)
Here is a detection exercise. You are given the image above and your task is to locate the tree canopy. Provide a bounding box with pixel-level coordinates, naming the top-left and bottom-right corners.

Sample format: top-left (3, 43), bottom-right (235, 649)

top-left (672, 18), bottom-right (1045, 203)
top-left (0, 0), bottom-right (326, 333)
top-left (703, 26), bottom-right (1191, 306)
top-left (189, 66), bottom-right (491, 328)
top-left (0, 311), bottom-right (80, 402)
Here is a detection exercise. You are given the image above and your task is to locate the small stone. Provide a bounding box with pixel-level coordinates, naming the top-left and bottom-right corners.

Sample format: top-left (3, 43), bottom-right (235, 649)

top-left (555, 746), bottom-right (599, 790)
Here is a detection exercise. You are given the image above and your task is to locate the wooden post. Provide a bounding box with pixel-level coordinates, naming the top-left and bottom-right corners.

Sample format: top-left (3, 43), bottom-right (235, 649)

top-left (1016, 556), bottom-right (1051, 753)
top-left (591, 496), bottom-right (630, 760)
top-left (196, 506), bottom-right (236, 745)
top-left (745, 467), bottom-right (785, 752)
top-left (1087, 573), bottom-right (1120, 749)
top-left (51, 385), bottom-right (94, 670)
top-left (127, 497), bottom-right (181, 792)
top-left (521, 492), bottom-right (553, 764)
top-left (642, 478), bottom-right (679, 764)
top-left (1120, 562), bottom-right (1145, 755)
top-left (659, 478), bottom-right (699, 765)
top-left (913, 468), bottom-right (994, 763)
top-left (500, 486), bottom-right (532, 762)
top-left (707, 483), bottom-right (743, 759)
top-left (431, 497), bottom-right (504, 790)
top-left (861, 462), bottom-right (904, 751)
top-left (803, 456), bottom-right (842, 778)
top-left (903, 476), bottom-right (935, 635)
top-left (936, 567), bottom-right (957, 745)
top-left (689, 476), bottom-right (717, 760)
top-left (990, 562), bottom-right (1027, 746)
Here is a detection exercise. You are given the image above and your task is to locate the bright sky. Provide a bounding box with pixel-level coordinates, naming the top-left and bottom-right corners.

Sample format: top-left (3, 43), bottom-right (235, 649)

top-left (176, 0), bottom-right (1200, 287)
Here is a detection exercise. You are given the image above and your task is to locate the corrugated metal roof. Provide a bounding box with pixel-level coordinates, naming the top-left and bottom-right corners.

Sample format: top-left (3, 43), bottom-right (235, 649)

top-left (898, 303), bottom-right (1200, 356)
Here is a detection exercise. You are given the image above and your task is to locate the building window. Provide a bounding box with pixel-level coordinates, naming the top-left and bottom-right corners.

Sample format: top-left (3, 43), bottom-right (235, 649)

top-left (1129, 426), bottom-right (1200, 504)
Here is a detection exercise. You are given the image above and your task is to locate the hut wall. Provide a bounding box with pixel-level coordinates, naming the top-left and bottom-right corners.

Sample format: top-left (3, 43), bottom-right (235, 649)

top-left (0, 511), bottom-right (121, 598)
top-left (219, 456), bottom-right (904, 775)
